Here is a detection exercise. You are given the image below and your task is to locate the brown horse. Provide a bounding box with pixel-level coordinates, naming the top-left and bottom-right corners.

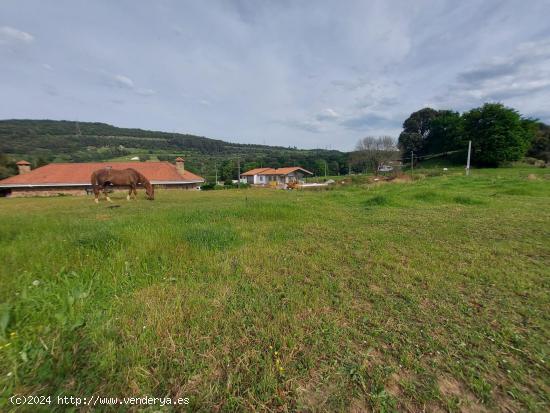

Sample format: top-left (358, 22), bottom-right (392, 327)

top-left (91, 167), bottom-right (154, 203)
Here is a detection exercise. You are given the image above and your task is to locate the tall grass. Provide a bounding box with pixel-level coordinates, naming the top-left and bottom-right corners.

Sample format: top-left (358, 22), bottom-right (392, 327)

top-left (0, 166), bottom-right (549, 411)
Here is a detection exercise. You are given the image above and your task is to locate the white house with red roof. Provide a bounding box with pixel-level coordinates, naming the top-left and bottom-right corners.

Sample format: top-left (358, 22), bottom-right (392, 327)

top-left (0, 157), bottom-right (204, 197)
top-left (241, 167), bottom-right (313, 186)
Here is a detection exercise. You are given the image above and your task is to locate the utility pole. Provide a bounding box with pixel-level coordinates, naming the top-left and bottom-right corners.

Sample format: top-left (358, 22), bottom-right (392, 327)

top-left (215, 163), bottom-right (218, 185)
top-left (410, 151), bottom-right (414, 179)
top-left (348, 161), bottom-right (352, 176)
top-left (324, 160), bottom-right (327, 178)
top-left (466, 140), bottom-right (472, 176)
top-left (237, 158), bottom-right (241, 188)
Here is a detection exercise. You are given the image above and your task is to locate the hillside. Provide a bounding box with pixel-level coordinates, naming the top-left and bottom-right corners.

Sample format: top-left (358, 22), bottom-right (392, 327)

top-left (0, 119), bottom-right (348, 181)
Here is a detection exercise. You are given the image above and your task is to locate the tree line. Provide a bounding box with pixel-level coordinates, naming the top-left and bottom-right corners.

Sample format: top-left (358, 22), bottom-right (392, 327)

top-left (1, 107), bottom-right (547, 182)
top-left (397, 103), bottom-right (548, 166)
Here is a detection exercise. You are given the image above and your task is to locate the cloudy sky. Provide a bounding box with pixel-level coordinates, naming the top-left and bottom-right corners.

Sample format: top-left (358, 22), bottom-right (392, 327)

top-left (1, 0), bottom-right (550, 150)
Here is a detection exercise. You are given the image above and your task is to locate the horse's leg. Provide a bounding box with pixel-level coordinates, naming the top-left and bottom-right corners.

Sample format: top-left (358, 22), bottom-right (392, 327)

top-left (127, 187), bottom-right (132, 201)
top-left (104, 186), bottom-right (113, 203)
top-left (133, 186), bottom-right (138, 200)
top-left (93, 187), bottom-right (100, 203)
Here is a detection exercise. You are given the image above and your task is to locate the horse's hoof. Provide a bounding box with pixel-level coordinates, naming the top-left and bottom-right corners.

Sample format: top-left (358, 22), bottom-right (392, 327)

top-left (94, 199), bottom-right (99, 204)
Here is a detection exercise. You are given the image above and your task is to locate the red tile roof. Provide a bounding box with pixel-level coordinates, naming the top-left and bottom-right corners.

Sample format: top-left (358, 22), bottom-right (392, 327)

top-left (0, 161), bottom-right (204, 187)
top-left (240, 167), bottom-right (272, 176)
top-left (16, 160), bottom-right (31, 165)
top-left (241, 166), bottom-right (313, 176)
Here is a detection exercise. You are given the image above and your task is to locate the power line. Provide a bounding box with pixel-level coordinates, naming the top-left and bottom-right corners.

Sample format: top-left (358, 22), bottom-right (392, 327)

top-left (390, 148), bottom-right (466, 163)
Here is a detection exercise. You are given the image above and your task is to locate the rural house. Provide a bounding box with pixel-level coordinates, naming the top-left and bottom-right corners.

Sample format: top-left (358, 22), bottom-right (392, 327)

top-left (241, 167), bottom-right (313, 186)
top-left (0, 157), bottom-right (204, 197)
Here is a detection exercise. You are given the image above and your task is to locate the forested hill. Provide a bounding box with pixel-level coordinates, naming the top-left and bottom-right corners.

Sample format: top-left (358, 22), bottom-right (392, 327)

top-left (0, 119), bottom-right (348, 180)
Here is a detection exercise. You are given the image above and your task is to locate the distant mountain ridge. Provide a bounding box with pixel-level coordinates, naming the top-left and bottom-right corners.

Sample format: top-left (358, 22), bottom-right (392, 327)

top-left (0, 119), bottom-right (290, 154)
top-left (0, 119), bottom-right (348, 180)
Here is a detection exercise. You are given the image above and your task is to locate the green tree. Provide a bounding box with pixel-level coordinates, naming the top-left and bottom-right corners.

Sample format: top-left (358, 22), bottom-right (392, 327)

top-left (463, 103), bottom-right (536, 166)
top-left (0, 153), bottom-right (17, 179)
top-left (328, 161), bottom-right (340, 175)
top-left (313, 159), bottom-right (326, 176)
top-left (424, 110), bottom-right (464, 154)
top-left (398, 108), bottom-right (439, 155)
top-left (219, 160), bottom-right (236, 181)
top-left (242, 161), bottom-right (260, 173)
top-left (527, 122), bottom-right (550, 162)
top-left (34, 156), bottom-right (50, 168)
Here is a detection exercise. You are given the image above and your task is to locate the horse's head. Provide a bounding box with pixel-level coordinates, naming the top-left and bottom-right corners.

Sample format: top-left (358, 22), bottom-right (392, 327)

top-left (145, 181), bottom-right (155, 200)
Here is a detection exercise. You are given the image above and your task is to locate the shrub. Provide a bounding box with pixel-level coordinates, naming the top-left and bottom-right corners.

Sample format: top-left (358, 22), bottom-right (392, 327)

top-left (200, 183), bottom-right (216, 190)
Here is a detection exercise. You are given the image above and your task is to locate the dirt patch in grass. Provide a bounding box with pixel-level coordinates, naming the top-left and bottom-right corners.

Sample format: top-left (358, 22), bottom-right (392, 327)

top-left (295, 373), bottom-right (338, 411)
top-left (438, 376), bottom-right (487, 412)
top-left (349, 397), bottom-right (371, 413)
top-left (388, 174), bottom-right (412, 183)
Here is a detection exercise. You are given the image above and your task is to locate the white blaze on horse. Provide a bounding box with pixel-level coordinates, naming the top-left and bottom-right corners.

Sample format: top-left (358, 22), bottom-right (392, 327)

top-left (90, 168), bottom-right (154, 203)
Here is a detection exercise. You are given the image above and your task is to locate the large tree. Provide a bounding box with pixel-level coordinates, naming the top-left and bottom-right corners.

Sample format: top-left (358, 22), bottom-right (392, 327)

top-left (527, 122), bottom-right (550, 162)
top-left (0, 153), bottom-right (18, 179)
top-left (353, 136), bottom-right (398, 173)
top-left (463, 103), bottom-right (536, 166)
top-left (424, 110), bottom-right (464, 154)
top-left (398, 107), bottom-right (440, 155)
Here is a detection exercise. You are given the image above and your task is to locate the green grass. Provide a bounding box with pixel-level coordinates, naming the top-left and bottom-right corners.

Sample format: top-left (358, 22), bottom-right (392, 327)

top-left (1, 166), bottom-right (549, 412)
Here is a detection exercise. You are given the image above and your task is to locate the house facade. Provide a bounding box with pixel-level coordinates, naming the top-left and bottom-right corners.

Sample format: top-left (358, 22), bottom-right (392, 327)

top-left (0, 157), bottom-right (204, 197)
top-left (241, 167), bottom-right (313, 186)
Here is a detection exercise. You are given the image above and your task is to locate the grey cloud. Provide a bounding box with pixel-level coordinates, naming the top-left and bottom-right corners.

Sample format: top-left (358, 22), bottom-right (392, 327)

top-left (444, 39), bottom-right (550, 105)
top-left (113, 74), bottom-right (134, 89)
top-left (315, 108), bottom-right (340, 122)
top-left (340, 113), bottom-right (400, 131)
top-left (457, 60), bottom-right (518, 84)
top-left (98, 72), bottom-right (156, 97)
top-left (279, 119), bottom-right (324, 133)
top-left (0, 26), bottom-right (34, 44)
top-left (42, 84), bottom-right (59, 97)
top-left (1, 1), bottom-right (550, 150)
top-left (136, 88), bottom-right (156, 96)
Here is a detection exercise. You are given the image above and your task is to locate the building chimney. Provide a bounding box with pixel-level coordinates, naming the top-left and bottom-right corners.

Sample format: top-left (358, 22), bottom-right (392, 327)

top-left (16, 160), bottom-right (31, 175)
top-left (175, 157), bottom-right (185, 174)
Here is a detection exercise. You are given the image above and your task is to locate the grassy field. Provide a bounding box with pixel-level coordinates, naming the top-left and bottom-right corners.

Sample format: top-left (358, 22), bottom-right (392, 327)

top-left (0, 167), bottom-right (549, 412)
